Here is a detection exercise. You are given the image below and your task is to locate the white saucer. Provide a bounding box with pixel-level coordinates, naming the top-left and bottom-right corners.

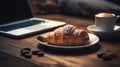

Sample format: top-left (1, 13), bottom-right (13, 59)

top-left (87, 25), bottom-right (120, 33)
top-left (87, 25), bottom-right (120, 37)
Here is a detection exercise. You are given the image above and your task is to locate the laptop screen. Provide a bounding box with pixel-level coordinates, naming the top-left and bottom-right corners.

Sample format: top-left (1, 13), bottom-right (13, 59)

top-left (0, 0), bottom-right (33, 24)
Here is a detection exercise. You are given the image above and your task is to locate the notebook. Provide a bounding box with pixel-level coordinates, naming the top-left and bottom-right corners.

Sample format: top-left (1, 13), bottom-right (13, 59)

top-left (0, 0), bottom-right (66, 38)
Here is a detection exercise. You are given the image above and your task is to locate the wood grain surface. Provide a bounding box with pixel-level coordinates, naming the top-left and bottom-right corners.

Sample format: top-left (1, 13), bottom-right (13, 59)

top-left (0, 14), bottom-right (120, 67)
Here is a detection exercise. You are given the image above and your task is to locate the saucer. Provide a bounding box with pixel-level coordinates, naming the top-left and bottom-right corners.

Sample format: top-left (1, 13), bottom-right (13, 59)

top-left (87, 25), bottom-right (120, 40)
top-left (87, 25), bottom-right (120, 37)
top-left (87, 25), bottom-right (120, 33)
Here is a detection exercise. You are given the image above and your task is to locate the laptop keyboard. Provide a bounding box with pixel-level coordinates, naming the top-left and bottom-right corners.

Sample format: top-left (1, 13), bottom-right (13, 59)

top-left (0, 20), bottom-right (45, 31)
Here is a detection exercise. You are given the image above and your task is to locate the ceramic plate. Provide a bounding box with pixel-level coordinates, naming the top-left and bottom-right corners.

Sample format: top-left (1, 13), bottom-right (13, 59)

top-left (37, 33), bottom-right (99, 49)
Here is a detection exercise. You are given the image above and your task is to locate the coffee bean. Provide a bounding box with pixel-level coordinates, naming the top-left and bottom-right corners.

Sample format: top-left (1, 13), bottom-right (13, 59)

top-left (21, 50), bottom-right (30, 56)
top-left (21, 48), bottom-right (44, 58)
top-left (22, 48), bottom-right (31, 52)
top-left (105, 50), bottom-right (117, 59)
top-left (109, 53), bottom-right (117, 59)
top-left (24, 53), bottom-right (32, 59)
top-left (102, 55), bottom-right (112, 61)
top-left (32, 50), bottom-right (40, 55)
top-left (37, 51), bottom-right (44, 57)
top-left (97, 52), bottom-right (105, 58)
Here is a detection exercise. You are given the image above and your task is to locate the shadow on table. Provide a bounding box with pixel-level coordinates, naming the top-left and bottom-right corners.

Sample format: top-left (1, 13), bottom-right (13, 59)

top-left (37, 43), bottom-right (101, 56)
top-left (98, 33), bottom-right (120, 43)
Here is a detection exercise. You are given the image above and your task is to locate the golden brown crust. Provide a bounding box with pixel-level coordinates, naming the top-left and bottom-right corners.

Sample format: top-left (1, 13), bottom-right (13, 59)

top-left (38, 24), bottom-right (90, 46)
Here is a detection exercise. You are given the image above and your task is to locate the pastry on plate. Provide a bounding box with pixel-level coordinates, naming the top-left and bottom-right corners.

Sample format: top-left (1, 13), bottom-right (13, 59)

top-left (38, 24), bottom-right (90, 46)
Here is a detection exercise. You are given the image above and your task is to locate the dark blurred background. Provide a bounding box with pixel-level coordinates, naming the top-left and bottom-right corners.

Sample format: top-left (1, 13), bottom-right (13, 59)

top-left (29, 0), bottom-right (120, 20)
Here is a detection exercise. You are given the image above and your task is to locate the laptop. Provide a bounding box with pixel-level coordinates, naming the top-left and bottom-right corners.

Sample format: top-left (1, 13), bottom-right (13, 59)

top-left (0, 0), bottom-right (66, 38)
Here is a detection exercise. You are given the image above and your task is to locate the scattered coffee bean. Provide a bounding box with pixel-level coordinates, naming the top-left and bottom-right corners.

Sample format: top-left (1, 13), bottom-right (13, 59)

top-left (37, 51), bottom-right (44, 57)
top-left (97, 51), bottom-right (105, 58)
top-left (102, 54), bottom-right (112, 61)
top-left (106, 52), bottom-right (117, 59)
top-left (32, 49), bottom-right (44, 57)
top-left (22, 48), bottom-right (31, 52)
top-left (21, 49), bottom-right (30, 56)
top-left (97, 50), bottom-right (117, 61)
top-left (20, 48), bottom-right (44, 58)
top-left (32, 50), bottom-right (40, 55)
top-left (105, 50), bottom-right (117, 59)
top-left (109, 53), bottom-right (117, 58)
top-left (24, 53), bottom-right (32, 59)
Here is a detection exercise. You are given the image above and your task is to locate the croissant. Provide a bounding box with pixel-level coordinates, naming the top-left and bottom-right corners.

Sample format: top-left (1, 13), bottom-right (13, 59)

top-left (38, 24), bottom-right (90, 46)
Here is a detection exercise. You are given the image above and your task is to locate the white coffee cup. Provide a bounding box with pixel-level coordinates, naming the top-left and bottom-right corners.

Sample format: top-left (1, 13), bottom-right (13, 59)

top-left (95, 13), bottom-right (119, 32)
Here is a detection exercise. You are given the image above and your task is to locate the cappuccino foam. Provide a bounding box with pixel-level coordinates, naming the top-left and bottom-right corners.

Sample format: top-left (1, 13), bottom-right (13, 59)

top-left (96, 13), bottom-right (114, 17)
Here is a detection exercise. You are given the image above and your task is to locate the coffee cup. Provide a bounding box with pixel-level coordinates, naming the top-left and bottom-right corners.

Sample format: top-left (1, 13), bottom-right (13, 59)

top-left (95, 12), bottom-right (119, 32)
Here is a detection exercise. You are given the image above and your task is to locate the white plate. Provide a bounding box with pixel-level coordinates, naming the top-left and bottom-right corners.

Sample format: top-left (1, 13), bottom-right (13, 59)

top-left (37, 33), bottom-right (99, 49)
top-left (87, 25), bottom-right (120, 33)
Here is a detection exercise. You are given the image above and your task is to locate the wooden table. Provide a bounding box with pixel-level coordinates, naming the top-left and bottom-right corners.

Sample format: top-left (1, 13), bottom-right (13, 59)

top-left (0, 14), bottom-right (120, 67)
